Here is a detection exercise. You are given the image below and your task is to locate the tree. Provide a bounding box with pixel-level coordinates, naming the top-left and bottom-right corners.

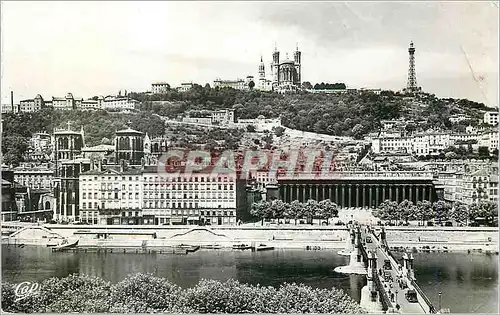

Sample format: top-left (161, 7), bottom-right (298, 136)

top-left (248, 81), bottom-right (255, 90)
top-left (478, 146), bottom-right (490, 158)
top-left (398, 199), bottom-right (414, 223)
top-left (301, 82), bottom-right (313, 90)
top-left (274, 126), bottom-right (285, 137)
top-left (374, 200), bottom-right (398, 223)
top-left (269, 199), bottom-right (286, 219)
top-left (303, 199), bottom-right (319, 224)
top-left (432, 200), bottom-right (452, 224)
top-left (351, 124), bottom-right (365, 140)
top-left (250, 200), bottom-right (271, 225)
top-left (246, 125), bottom-right (256, 132)
top-left (415, 200), bottom-right (434, 225)
top-left (318, 199), bottom-right (338, 225)
top-left (451, 202), bottom-right (469, 225)
top-left (469, 201), bottom-right (498, 226)
top-left (290, 200), bottom-right (303, 225)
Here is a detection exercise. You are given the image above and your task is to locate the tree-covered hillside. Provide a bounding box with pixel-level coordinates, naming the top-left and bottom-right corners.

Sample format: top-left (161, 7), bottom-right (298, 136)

top-left (130, 85), bottom-right (490, 139)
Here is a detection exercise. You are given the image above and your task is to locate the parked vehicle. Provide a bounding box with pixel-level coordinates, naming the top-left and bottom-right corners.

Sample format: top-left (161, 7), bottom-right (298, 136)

top-left (426, 221), bottom-right (434, 227)
top-left (383, 270), bottom-right (393, 282)
top-left (365, 236), bottom-right (372, 243)
top-left (405, 290), bottom-right (418, 303)
top-left (383, 259), bottom-right (392, 270)
top-left (444, 221), bottom-right (453, 227)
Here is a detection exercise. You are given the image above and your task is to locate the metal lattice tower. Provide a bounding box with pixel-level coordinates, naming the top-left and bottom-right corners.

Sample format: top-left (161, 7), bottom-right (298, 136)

top-left (406, 41), bottom-right (418, 92)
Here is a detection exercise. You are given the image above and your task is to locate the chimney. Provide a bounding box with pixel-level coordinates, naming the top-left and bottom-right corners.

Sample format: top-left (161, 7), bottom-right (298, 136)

top-left (10, 91), bottom-right (13, 112)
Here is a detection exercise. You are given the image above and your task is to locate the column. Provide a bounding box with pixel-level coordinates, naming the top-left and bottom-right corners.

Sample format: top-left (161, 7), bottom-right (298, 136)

top-left (375, 186), bottom-right (380, 207)
top-left (368, 185), bottom-right (373, 209)
top-left (361, 185), bottom-right (366, 208)
top-left (335, 185), bottom-right (339, 205)
top-left (416, 185), bottom-right (420, 202)
top-left (427, 185), bottom-right (433, 202)
top-left (409, 185), bottom-right (413, 203)
top-left (355, 184), bottom-right (360, 208)
top-left (323, 185), bottom-right (328, 201)
top-left (295, 184), bottom-right (299, 202)
top-left (382, 185), bottom-right (386, 202)
top-left (341, 185), bottom-right (345, 208)
top-left (395, 185), bottom-right (400, 203)
top-left (348, 184), bottom-right (352, 208)
top-left (402, 185), bottom-right (406, 201)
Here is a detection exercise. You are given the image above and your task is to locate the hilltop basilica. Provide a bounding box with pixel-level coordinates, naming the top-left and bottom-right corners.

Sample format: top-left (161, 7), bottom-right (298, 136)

top-left (257, 45), bottom-right (302, 93)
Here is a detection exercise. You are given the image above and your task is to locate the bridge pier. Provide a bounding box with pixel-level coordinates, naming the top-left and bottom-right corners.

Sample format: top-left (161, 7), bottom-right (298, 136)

top-left (360, 251), bottom-right (384, 313)
top-left (338, 228), bottom-right (355, 256)
top-left (334, 227), bottom-right (367, 275)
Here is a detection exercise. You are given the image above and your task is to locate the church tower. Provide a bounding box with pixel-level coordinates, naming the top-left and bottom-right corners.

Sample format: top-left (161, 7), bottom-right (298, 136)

top-left (259, 56), bottom-right (265, 79)
top-left (258, 56), bottom-right (266, 90)
top-left (293, 43), bottom-right (302, 87)
top-left (272, 44), bottom-right (280, 86)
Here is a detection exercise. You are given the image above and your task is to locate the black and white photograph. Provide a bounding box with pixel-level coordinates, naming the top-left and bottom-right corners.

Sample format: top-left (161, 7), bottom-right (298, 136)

top-left (0, 1), bottom-right (498, 314)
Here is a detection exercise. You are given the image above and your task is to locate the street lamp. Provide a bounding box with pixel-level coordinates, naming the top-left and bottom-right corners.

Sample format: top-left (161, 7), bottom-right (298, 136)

top-left (395, 289), bottom-right (398, 305)
top-left (438, 292), bottom-right (442, 311)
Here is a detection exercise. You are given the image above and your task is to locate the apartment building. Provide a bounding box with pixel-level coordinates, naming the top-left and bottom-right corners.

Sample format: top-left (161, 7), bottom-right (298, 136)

top-left (151, 82), bottom-right (170, 94)
top-left (484, 111), bottom-right (499, 125)
top-left (78, 165), bottom-right (245, 225)
top-left (13, 164), bottom-right (55, 190)
top-left (79, 168), bottom-right (143, 225)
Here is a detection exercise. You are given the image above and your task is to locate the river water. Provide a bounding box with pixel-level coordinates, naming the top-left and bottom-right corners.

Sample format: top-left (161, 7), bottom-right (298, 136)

top-left (2, 246), bottom-right (498, 313)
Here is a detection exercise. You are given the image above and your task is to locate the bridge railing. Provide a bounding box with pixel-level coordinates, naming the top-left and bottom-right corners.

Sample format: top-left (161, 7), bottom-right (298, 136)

top-left (373, 272), bottom-right (392, 311)
top-left (410, 279), bottom-right (437, 314)
top-left (370, 229), bottom-right (438, 314)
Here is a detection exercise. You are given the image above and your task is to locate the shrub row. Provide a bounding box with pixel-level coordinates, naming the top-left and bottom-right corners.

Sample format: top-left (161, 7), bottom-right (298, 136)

top-left (2, 273), bottom-right (364, 313)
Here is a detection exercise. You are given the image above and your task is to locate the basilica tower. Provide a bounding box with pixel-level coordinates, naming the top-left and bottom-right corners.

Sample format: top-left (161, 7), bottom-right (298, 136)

top-left (293, 43), bottom-right (302, 86)
top-left (272, 45), bottom-right (280, 86)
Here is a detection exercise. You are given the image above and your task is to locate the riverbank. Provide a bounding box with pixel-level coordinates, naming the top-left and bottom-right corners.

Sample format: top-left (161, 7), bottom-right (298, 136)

top-left (2, 224), bottom-right (498, 252)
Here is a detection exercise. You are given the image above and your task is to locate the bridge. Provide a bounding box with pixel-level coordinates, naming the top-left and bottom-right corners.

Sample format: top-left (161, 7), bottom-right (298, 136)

top-left (337, 225), bottom-right (444, 314)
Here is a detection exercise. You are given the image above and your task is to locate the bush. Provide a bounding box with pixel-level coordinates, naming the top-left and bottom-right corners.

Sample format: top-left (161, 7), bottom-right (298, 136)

top-left (2, 274), bottom-right (363, 314)
top-left (270, 283), bottom-right (363, 313)
top-left (110, 273), bottom-right (181, 313)
top-left (2, 274), bottom-right (111, 313)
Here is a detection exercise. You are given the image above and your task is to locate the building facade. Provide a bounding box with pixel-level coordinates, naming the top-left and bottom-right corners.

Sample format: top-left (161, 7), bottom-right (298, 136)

top-left (151, 82), bottom-right (170, 94)
top-left (115, 127), bottom-right (145, 165)
top-left (77, 165), bottom-right (246, 225)
top-left (13, 164), bottom-right (54, 190)
top-left (484, 111), bottom-right (499, 125)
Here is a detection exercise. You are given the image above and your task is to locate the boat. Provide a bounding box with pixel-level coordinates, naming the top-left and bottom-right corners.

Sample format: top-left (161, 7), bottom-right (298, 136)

top-left (46, 239), bottom-right (63, 247)
top-left (186, 245), bottom-right (200, 253)
top-left (256, 244), bottom-right (274, 251)
top-left (52, 239), bottom-right (79, 251)
top-left (232, 244), bottom-right (253, 250)
top-left (202, 244), bottom-right (222, 249)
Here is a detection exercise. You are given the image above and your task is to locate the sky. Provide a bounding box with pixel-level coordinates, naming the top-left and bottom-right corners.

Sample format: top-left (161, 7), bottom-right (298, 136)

top-left (1, 1), bottom-right (498, 107)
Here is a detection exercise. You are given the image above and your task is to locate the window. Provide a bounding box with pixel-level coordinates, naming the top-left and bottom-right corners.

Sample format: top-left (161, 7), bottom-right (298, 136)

top-left (88, 202), bottom-right (93, 209)
top-left (83, 193), bottom-right (86, 199)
